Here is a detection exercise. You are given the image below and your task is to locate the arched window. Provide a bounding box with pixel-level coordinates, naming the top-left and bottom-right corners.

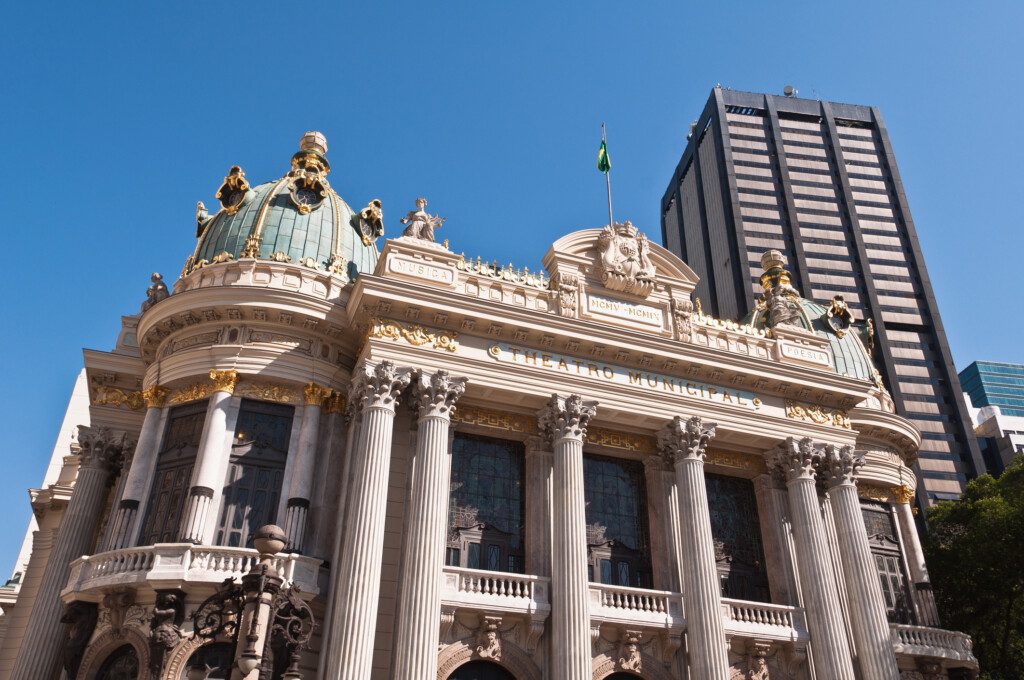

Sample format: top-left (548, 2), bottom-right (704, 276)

top-left (447, 660), bottom-right (517, 680)
top-left (95, 644), bottom-right (138, 680)
top-left (216, 399), bottom-right (293, 548)
top-left (446, 434), bottom-right (525, 573)
top-left (584, 454), bottom-right (651, 589)
top-left (138, 401), bottom-right (208, 545)
top-left (706, 473), bottom-right (769, 602)
top-left (183, 642), bottom-right (232, 678)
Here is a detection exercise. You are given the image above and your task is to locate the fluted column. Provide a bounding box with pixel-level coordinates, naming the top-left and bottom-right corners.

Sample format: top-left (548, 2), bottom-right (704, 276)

top-left (180, 369), bottom-right (238, 543)
top-left (393, 370), bottom-right (467, 680)
top-left (282, 382), bottom-right (331, 553)
top-left (768, 438), bottom-right (856, 680)
top-left (892, 484), bottom-right (939, 626)
top-left (10, 428), bottom-right (130, 680)
top-left (323, 362), bottom-right (412, 680)
top-left (538, 393), bottom-right (597, 680)
top-left (820, 445), bottom-right (900, 679)
top-left (105, 385), bottom-right (169, 550)
top-left (657, 416), bottom-right (729, 679)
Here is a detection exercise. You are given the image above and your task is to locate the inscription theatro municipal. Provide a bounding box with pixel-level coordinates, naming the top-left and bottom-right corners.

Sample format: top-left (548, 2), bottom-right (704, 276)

top-left (488, 343), bottom-right (762, 410)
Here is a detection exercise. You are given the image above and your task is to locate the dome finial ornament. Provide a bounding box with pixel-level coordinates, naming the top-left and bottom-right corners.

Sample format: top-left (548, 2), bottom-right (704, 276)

top-left (299, 131), bottom-right (327, 155)
top-left (355, 199), bottom-right (385, 246)
top-left (215, 165), bottom-right (251, 215)
top-left (287, 132), bottom-right (330, 214)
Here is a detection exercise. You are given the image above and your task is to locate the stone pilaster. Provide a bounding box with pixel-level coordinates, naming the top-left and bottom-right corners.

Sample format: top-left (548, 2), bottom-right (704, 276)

top-left (524, 436), bottom-right (553, 578)
top-left (539, 393), bottom-right (597, 680)
top-left (657, 415), bottom-right (729, 680)
top-left (322, 361), bottom-right (412, 680)
top-left (392, 370), bottom-right (467, 680)
top-left (282, 382), bottom-right (331, 553)
top-left (819, 445), bottom-right (900, 679)
top-left (10, 427), bottom-right (130, 680)
top-left (768, 437), bottom-right (856, 680)
top-left (892, 484), bottom-right (940, 626)
top-left (180, 369), bottom-right (238, 543)
top-left (106, 385), bottom-right (169, 550)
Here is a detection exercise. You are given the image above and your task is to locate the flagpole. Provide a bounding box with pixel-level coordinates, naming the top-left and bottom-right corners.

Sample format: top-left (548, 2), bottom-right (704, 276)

top-left (602, 122), bottom-right (614, 227)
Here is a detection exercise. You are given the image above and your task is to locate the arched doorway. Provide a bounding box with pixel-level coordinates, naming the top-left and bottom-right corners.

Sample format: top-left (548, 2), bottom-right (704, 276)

top-left (95, 644), bottom-right (139, 680)
top-left (448, 660), bottom-right (517, 680)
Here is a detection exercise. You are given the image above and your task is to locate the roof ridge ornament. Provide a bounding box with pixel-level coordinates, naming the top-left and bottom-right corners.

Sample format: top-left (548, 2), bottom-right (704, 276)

top-left (595, 220), bottom-right (657, 297)
top-left (287, 131), bottom-right (330, 214)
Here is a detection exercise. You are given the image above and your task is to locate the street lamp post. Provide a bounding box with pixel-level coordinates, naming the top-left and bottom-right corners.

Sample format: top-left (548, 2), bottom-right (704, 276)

top-left (189, 525), bottom-right (315, 679)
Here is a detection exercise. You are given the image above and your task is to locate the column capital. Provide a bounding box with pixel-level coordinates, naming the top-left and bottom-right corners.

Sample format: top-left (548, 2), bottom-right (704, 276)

top-left (76, 426), bottom-right (134, 473)
top-left (656, 415), bottom-right (717, 464)
top-left (891, 483), bottom-right (915, 505)
top-left (411, 370), bottom-right (468, 420)
top-left (768, 436), bottom-right (820, 483)
top-left (141, 385), bottom-right (170, 409)
top-left (349, 361), bottom-right (413, 411)
top-left (817, 444), bottom-right (863, 489)
top-left (323, 391), bottom-right (347, 414)
top-left (208, 369), bottom-right (239, 394)
top-left (303, 382), bottom-right (332, 407)
top-left (537, 393), bottom-right (597, 444)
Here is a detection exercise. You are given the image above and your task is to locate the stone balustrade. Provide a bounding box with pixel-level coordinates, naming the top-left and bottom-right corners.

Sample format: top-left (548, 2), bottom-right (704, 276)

top-left (721, 597), bottom-right (808, 642)
top-left (891, 623), bottom-right (979, 668)
top-left (61, 544), bottom-right (322, 601)
top-left (588, 583), bottom-right (684, 630)
top-left (441, 566), bottom-right (550, 617)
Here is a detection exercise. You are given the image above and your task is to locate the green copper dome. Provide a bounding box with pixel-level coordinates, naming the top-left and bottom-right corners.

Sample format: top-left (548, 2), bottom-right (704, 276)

top-left (185, 132), bottom-right (379, 280)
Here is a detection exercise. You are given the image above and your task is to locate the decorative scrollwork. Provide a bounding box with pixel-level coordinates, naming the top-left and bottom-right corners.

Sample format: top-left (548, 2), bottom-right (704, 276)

top-left (369, 318), bottom-right (459, 352)
top-left (784, 400), bottom-right (851, 429)
top-left (190, 578), bottom-right (246, 641)
top-left (270, 586), bottom-right (316, 675)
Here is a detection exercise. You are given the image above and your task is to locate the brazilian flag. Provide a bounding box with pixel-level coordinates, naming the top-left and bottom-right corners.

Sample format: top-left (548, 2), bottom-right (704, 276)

top-left (597, 140), bottom-right (611, 173)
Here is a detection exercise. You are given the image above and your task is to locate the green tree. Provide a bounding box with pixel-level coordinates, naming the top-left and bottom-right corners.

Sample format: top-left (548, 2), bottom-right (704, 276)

top-left (923, 455), bottom-right (1024, 679)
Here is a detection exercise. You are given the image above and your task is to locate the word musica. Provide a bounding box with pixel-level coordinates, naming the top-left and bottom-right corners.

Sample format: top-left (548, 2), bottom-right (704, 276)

top-left (488, 343), bottom-right (762, 410)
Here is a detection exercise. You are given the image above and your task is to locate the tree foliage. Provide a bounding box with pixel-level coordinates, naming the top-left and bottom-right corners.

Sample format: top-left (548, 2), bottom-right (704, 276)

top-left (923, 455), bottom-right (1024, 679)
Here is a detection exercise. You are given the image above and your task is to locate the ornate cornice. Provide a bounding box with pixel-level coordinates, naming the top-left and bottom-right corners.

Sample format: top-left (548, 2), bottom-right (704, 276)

top-left (785, 400), bottom-right (851, 429)
top-left (208, 369), bottom-right (239, 394)
top-left (537, 393), bottom-right (597, 444)
top-left (817, 444), bottom-right (863, 488)
top-left (412, 370), bottom-right (468, 420)
top-left (656, 415), bottom-right (717, 464)
top-left (303, 382), bottom-right (332, 407)
top-left (349, 361), bottom-right (412, 411)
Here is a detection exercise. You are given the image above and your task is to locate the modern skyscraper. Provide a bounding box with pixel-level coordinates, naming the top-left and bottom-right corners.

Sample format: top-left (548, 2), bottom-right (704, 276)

top-left (959, 360), bottom-right (1024, 418)
top-left (660, 87), bottom-right (983, 502)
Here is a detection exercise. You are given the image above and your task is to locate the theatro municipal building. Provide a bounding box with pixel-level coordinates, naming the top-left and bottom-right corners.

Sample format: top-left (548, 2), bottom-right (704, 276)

top-left (0, 133), bottom-right (979, 680)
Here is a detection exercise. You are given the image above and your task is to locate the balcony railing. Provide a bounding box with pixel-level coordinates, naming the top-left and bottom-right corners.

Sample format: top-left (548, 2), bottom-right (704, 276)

top-left (589, 583), bottom-right (684, 630)
top-left (441, 566), bottom-right (549, 616)
top-left (891, 624), bottom-right (978, 668)
top-left (721, 598), bottom-right (807, 642)
top-left (62, 543), bottom-right (322, 600)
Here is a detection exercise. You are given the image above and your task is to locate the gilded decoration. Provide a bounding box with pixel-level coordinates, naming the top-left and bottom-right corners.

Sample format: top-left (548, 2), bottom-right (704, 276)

top-left (323, 391), bottom-right (347, 414)
top-left (141, 385), bottom-right (170, 408)
top-left (784, 400), bottom-right (851, 429)
top-left (93, 386), bottom-right (145, 411)
top-left (168, 382), bottom-right (214, 405)
top-left (452, 405), bottom-right (539, 434)
top-left (237, 382), bottom-right (297, 405)
top-left (209, 369), bottom-right (239, 394)
top-left (215, 165), bottom-right (250, 215)
top-left (858, 483), bottom-right (892, 503)
top-left (891, 484), bottom-right (916, 505)
top-left (587, 427), bottom-right (657, 455)
top-left (303, 382), bottom-right (332, 406)
top-left (706, 450), bottom-right (765, 473)
top-left (370, 318), bottom-right (459, 353)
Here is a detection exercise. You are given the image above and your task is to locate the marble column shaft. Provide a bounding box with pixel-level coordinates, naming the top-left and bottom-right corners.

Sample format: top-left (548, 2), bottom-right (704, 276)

top-left (539, 393), bottom-right (597, 680)
top-left (392, 371), bottom-right (467, 680)
top-left (323, 362), bottom-right (411, 680)
top-left (283, 383), bottom-right (330, 553)
top-left (10, 428), bottom-right (128, 680)
top-left (524, 438), bottom-right (553, 578)
top-left (658, 415), bottom-right (730, 680)
top-left (180, 370), bottom-right (238, 543)
top-left (892, 485), bottom-right (939, 626)
top-left (106, 386), bottom-right (169, 550)
top-left (769, 437), bottom-right (856, 680)
top-left (821, 446), bottom-right (900, 680)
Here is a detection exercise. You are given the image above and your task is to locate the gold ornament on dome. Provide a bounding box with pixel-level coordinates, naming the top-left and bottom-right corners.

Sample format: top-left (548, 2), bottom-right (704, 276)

top-left (237, 382), bottom-right (297, 405)
top-left (784, 400), bottom-right (851, 429)
top-left (891, 484), bottom-right (916, 505)
top-left (369, 318), bottom-right (459, 353)
top-left (141, 385), bottom-right (170, 408)
top-left (215, 165), bottom-right (250, 215)
top-left (209, 369), bottom-right (239, 394)
top-left (240, 233), bottom-right (261, 259)
top-left (93, 386), bottom-right (145, 411)
top-left (211, 251), bottom-right (234, 264)
top-left (452, 405), bottom-right (538, 434)
top-left (304, 382), bottom-right (332, 407)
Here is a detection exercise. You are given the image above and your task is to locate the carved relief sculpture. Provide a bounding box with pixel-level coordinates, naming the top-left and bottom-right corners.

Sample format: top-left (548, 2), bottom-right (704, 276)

top-left (671, 296), bottom-right (694, 340)
top-left (595, 221), bottom-right (657, 297)
top-left (149, 589), bottom-right (185, 679)
top-left (475, 616), bottom-right (503, 660)
top-left (617, 630), bottom-right (643, 673)
top-left (553, 271), bottom-right (579, 318)
top-left (401, 197), bottom-right (445, 242)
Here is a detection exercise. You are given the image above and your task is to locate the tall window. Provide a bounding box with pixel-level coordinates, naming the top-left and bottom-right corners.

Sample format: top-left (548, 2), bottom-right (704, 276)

top-left (584, 454), bottom-right (651, 589)
top-left (446, 434), bottom-right (525, 573)
top-left (216, 400), bottom-right (293, 548)
top-left (706, 473), bottom-right (769, 602)
top-left (861, 500), bottom-right (914, 623)
top-left (137, 401), bottom-right (207, 545)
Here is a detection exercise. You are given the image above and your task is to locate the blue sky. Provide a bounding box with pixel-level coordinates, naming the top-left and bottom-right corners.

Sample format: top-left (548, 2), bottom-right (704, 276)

top-left (0, 1), bottom-right (1020, 573)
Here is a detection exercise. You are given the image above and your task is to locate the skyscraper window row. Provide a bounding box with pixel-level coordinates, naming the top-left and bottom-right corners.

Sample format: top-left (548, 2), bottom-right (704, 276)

top-left (735, 178), bottom-right (779, 193)
top-left (790, 184), bottom-right (839, 199)
top-left (778, 116), bottom-right (824, 132)
top-left (860, 221), bottom-right (901, 235)
top-left (785, 156), bottom-right (831, 172)
top-left (731, 137), bottom-right (770, 152)
top-left (734, 165), bottom-right (776, 180)
top-left (800, 227), bottom-right (849, 242)
top-left (732, 151), bottom-right (773, 166)
top-left (790, 170), bottom-right (839, 186)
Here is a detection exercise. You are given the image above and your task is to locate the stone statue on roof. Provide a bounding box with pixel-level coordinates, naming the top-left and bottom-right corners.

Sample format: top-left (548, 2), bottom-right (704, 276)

top-left (401, 197), bottom-right (445, 242)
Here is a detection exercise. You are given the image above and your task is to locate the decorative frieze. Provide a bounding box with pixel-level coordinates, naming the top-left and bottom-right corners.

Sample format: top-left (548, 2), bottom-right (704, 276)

top-left (369, 317), bottom-right (459, 353)
top-left (587, 427), bottom-right (657, 454)
top-left (785, 400), bottom-right (851, 429)
top-left (93, 386), bottom-right (145, 411)
top-left (451, 405), bottom-right (538, 434)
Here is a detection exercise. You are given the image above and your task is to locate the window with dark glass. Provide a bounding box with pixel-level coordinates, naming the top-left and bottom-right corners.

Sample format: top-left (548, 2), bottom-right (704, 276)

top-left (705, 473), bottom-right (770, 602)
top-left (861, 500), bottom-right (914, 623)
top-left (95, 644), bottom-right (139, 680)
top-left (137, 401), bottom-right (207, 545)
top-left (216, 399), bottom-right (293, 548)
top-left (446, 434), bottom-right (524, 573)
top-left (584, 454), bottom-right (651, 589)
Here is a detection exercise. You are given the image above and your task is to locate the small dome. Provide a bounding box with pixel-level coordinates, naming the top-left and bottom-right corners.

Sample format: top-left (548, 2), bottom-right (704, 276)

top-left (187, 133), bottom-right (379, 279)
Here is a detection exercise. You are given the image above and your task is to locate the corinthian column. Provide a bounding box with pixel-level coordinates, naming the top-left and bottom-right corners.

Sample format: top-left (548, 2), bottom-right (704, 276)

top-left (820, 445), bottom-right (900, 680)
top-left (180, 369), bottom-right (239, 543)
top-left (657, 416), bottom-right (729, 680)
top-left (106, 385), bottom-right (170, 550)
top-left (768, 438), bottom-right (855, 680)
top-left (10, 427), bottom-right (131, 680)
top-left (538, 393), bottom-right (597, 680)
top-left (892, 484), bottom-right (939, 626)
top-left (393, 370), bottom-right (467, 680)
top-left (282, 382), bottom-right (332, 553)
top-left (323, 361), bottom-right (412, 680)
